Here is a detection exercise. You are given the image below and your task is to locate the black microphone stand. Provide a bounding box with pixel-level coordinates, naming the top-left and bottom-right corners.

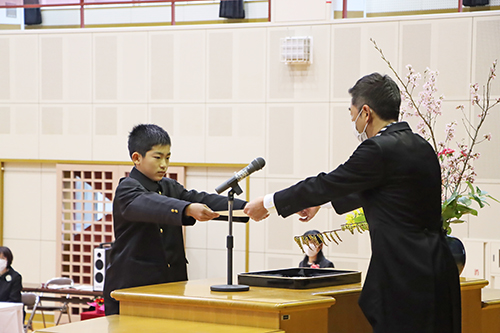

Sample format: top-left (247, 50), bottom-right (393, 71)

top-left (211, 182), bottom-right (249, 292)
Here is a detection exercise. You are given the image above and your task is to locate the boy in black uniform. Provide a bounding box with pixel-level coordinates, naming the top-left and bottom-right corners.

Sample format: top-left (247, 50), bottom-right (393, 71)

top-left (104, 124), bottom-right (248, 315)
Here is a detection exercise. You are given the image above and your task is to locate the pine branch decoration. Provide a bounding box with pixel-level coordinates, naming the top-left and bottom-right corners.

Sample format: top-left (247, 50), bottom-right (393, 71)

top-left (294, 221), bottom-right (369, 253)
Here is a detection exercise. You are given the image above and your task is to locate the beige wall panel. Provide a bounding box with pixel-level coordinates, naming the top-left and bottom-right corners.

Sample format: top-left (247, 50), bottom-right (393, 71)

top-left (264, 180), bottom-right (297, 253)
top-left (268, 106), bottom-right (294, 175)
top-left (208, 31), bottom-right (233, 100)
top-left (3, 239), bottom-right (42, 284)
top-left (119, 32), bottom-right (148, 102)
top-left (273, 0), bottom-right (327, 23)
top-left (330, 104), bottom-right (359, 169)
top-left (41, 106), bottom-right (63, 135)
top-left (435, 18), bottom-right (472, 100)
top-left (206, 104), bottom-right (266, 164)
top-left (0, 106), bottom-right (9, 134)
top-left (248, 251), bottom-right (266, 272)
top-left (184, 169), bottom-right (209, 250)
top-left (186, 248), bottom-right (207, 280)
top-left (474, 105), bottom-right (500, 180)
top-left (0, 38), bottom-right (10, 100)
top-left (0, 105), bottom-right (39, 159)
top-left (11, 35), bottom-right (39, 102)
top-left (233, 28), bottom-right (266, 102)
top-left (92, 105), bottom-right (148, 161)
top-left (150, 106), bottom-right (175, 134)
top-left (169, 105), bottom-right (205, 163)
top-left (3, 163), bottom-right (43, 240)
top-left (149, 33), bottom-right (175, 101)
top-left (206, 248), bottom-right (246, 279)
top-left (94, 34), bottom-right (118, 101)
top-left (266, 254), bottom-right (295, 270)
top-left (361, 22), bottom-right (399, 77)
top-left (174, 30), bottom-right (206, 102)
top-left (295, 103), bottom-right (329, 177)
top-left (40, 164), bottom-right (57, 242)
top-left (207, 28), bottom-right (267, 103)
top-left (468, 183), bottom-right (500, 240)
top-left (472, 16), bottom-right (500, 96)
top-left (41, 36), bottom-right (63, 101)
top-left (331, 26), bottom-right (362, 100)
top-left (94, 32), bottom-right (148, 102)
top-left (268, 25), bottom-right (331, 102)
top-left (38, 105), bottom-right (93, 160)
top-left (400, 21), bottom-right (432, 75)
top-left (65, 34), bottom-right (93, 102)
top-left (40, 240), bottom-right (58, 283)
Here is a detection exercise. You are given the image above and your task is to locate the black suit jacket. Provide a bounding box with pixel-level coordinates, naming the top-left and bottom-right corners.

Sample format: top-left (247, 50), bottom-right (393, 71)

top-left (0, 267), bottom-right (22, 303)
top-left (104, 167), bottom-right (248, 315)
top-left (274, 122), bottom-right (461, 333)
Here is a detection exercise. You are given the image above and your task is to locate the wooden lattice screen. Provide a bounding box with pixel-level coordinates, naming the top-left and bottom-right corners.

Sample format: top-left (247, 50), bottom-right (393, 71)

top-left (56, 164), bottom-right (185, 316)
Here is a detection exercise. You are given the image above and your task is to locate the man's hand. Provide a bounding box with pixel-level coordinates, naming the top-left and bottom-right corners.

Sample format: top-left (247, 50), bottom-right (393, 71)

top-left (297, 206), bottom-right (320, 222)
top-left (243, 197), bottom-right (270, 221)
top-left (184, 203), bottom-right (220, 221)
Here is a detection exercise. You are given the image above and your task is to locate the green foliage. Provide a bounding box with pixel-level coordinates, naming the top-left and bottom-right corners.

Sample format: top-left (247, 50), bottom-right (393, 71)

top-left (442, 182), bottom-right (500, 234)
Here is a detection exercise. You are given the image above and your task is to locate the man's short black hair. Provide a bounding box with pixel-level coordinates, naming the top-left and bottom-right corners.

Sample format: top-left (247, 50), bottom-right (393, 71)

top-left (348, 73), bottom-right (401, 121)
top-left (128, 124), bottom-right (171, 158)
top-left (0, 246), bottom-right (13, 267)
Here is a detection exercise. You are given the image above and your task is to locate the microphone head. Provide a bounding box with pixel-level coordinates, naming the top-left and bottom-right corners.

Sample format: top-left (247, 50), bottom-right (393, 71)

top-left (252, 157), bottom-right (266, 170)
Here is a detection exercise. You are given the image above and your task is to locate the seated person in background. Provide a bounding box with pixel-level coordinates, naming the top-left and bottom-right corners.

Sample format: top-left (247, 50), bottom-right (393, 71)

top-left (0, 246), bottom-right (22, 303)
top-left (298, 230), bottom-right (334, 269)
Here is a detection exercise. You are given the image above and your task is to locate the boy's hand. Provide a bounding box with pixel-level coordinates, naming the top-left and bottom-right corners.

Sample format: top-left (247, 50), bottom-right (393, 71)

top-left (184, 203), bottom-right (220, 221)
top-left (243, 197), bottom-right (269, 221)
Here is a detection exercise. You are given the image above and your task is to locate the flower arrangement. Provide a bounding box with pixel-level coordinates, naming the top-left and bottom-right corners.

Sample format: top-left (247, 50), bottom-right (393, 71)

top-left (87, 296), bottom-right (105, 313)
top-left (368, 39), bottom-right (499, 234)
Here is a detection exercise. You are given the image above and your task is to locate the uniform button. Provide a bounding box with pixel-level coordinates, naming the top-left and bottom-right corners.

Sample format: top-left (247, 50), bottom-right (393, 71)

top-left (171, 209), bottom-right (175, 213)
top-left (160, 228), bottom-right (163, 233)
top-left (167, 263), bottom-right (171, 268)
top-left (159, 191), bottom-right (162, 195)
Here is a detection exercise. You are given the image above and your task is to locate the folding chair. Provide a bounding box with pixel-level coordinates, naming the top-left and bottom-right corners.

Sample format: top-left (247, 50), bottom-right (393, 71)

top-left (38, 277), bottom-right (74, 327)
top-left (21, 292), bottom-right (39, 333)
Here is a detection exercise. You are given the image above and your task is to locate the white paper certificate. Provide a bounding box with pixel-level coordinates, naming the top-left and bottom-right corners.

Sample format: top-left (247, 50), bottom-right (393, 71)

top-left (214, 209), bottom-right (248, 217)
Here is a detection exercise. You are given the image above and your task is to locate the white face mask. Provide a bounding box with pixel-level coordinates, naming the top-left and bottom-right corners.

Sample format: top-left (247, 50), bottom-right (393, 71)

top-left (352, 110), bottom-right (369, 142)
top-left (304, 244), bottom-right (320, 258)
top-left (0, 258), bottom-right (7, 272)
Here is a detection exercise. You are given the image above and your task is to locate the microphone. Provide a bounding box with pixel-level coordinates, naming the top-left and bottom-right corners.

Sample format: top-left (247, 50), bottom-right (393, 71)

top-left (215, 157), bottom-right (266, 194)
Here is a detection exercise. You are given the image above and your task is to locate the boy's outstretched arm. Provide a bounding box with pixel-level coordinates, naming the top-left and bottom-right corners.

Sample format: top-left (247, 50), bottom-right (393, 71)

top-left (185, 203), bottom-right (220, 221)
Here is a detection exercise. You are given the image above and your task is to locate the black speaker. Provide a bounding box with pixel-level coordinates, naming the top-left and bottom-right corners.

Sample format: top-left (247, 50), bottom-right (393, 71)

top-left (93, 242), bottom-right (112, 291)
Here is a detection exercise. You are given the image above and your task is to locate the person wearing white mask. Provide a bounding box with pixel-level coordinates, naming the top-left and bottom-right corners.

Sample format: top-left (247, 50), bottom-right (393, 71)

top-left (244, 73), bottom-right (461, 333)
top-left (298, 230), bottom-right (334, 269)
top-left (0, 246), bottom-right (22, 304)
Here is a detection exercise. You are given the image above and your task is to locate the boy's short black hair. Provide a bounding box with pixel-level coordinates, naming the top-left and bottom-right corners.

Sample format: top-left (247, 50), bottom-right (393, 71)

top-left (348, 73), bottom-right (401, 121)
top-left (0, 246), bottom-right (13, 267)
top-left (128, 124), bottom-right (171, 158)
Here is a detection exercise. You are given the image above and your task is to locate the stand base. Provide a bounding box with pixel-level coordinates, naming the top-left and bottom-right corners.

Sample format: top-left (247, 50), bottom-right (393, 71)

top-left (210, 284), bottom-right (250, 292)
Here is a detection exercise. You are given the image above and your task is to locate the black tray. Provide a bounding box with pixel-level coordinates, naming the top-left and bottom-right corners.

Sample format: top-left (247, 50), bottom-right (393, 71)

top-left (238, 268), bottom-right (361, 289)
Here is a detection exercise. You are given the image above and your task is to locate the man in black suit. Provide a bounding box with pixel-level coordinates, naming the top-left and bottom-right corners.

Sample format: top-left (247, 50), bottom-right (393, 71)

top-left (244, 73), bottom-right (461, 333)
top-left (104, 124), bottom-right (248, 315)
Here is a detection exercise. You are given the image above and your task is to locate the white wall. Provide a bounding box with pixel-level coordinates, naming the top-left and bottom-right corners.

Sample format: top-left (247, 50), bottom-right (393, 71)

top-left (1, 11), bottom-right (500, 284)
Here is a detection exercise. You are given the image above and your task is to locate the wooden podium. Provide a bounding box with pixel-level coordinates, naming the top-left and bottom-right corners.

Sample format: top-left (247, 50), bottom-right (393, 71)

top-left (34, 277), bottom-right (490, 333)
top-left (111, 277), bottom-right (488, 333)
